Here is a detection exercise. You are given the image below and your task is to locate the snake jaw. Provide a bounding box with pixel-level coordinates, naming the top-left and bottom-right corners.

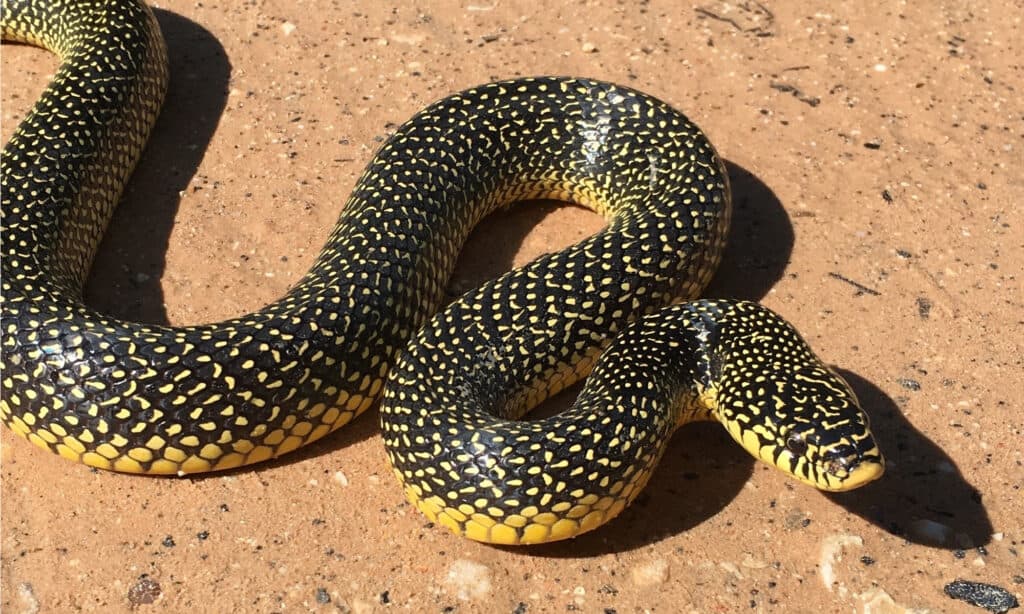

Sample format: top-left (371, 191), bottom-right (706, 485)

top-left (818, 443), bottom-right (885, 491)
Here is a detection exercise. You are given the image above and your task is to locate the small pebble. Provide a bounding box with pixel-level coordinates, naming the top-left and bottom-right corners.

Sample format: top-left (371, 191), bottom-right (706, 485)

top-left (897, 378), bottom-right (921, 391)
top-left (631, 558), bottom-right (670, 587)
top-left (581, 42), bottom-right (597, 53)
top-left (281, 22), bottom-right (296, 35)
top-left (741, 554), bottom-right (769, 569)
top-left (943, 579), bottom-right (1019, 613)
top-left (859, 587), bottom-right (919, 614)
top-left (916, 297), bottom-right (932, 319)
top-left (444, 559), bottom-right (492, 601)
top-left (316, 588), bottom-right (331, 604)
top-left (784, 510), bottom-right (809, 529)
top-left (819, 534), bottom-right (863, 590)
top-left (127, 577), bottom-right (162, 606)
top-left (910, 519), bottom-right (952, 544)
top-left (17, 583), bottom-right (39, 614)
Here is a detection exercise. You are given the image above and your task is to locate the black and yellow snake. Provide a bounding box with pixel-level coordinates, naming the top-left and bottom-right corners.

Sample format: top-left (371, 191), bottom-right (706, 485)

top-left (1, 0), bottom-right (883, 544)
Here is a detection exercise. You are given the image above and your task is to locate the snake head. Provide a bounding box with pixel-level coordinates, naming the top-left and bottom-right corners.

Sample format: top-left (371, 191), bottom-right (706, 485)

top-left (720, 361), bottom-right (884, 492)
top-left (705, 302), bottom-right (885, 493)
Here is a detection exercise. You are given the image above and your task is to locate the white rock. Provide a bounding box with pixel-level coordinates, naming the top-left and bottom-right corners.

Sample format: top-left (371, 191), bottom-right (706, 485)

top-left (819, 533), bottom-right (863, 590)
top-left (444, 559), bottom-right (492, 601)
top-left (909, 518), bottom-right (952, 544)
top-left (17, 583), bottom-right (39, 614)
top-left (631, 559), bottom-right (670, 587)
top-left (859, 587), bottom-right (928, 614)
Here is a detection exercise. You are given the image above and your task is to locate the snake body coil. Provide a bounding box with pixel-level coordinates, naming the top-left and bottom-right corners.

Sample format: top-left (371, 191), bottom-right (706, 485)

top-left (2, 0), bottom-right (882, 544)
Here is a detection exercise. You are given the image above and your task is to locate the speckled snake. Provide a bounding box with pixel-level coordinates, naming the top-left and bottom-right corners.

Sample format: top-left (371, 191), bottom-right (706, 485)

top-left (0, 0), bottom-right (883, 544)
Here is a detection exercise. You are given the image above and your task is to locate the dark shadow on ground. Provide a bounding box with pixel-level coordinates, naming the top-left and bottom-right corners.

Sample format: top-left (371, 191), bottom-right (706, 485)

top-left (827, 369), bottom-right (993, 549)
top-left (83, 9), bottom-right (230, 324)
top-left (704, 160), bottom-right (795, 300)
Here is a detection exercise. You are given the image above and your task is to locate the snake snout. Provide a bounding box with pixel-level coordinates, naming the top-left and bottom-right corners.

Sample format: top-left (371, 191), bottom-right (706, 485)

top-left (824, 448), bottom-right (856, 477)
top-left (820, 440), bottom-right (884, 491)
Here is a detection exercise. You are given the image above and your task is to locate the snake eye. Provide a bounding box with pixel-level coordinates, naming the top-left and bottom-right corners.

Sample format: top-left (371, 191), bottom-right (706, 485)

top-left (785, 433), bottom-right (808, 456)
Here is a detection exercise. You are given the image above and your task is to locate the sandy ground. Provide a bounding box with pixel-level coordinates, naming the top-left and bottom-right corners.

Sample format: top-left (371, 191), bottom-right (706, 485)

top-left (2, 0), bottom-right (1022, 612)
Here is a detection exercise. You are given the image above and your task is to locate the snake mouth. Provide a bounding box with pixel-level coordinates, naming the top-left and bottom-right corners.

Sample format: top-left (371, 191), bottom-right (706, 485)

top-left (818, 448), bottom-right (885, 492)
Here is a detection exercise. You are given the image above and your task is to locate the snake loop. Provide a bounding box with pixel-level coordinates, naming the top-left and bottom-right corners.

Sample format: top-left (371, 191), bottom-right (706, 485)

top-left (1, 0), bottom-right (882, 544)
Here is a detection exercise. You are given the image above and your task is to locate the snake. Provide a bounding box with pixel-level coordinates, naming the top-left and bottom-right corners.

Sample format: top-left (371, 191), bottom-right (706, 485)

top-left (1, 0), bottom-right (884, 544)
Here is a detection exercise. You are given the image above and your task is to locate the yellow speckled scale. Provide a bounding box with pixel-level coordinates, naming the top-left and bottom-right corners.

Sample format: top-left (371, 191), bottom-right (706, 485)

top-left (2, 0), bottom-right (882, 545)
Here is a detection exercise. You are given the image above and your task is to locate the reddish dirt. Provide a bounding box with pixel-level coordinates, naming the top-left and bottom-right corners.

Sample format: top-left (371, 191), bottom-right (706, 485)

top-left (2, 1), bottom-right (1021, 612)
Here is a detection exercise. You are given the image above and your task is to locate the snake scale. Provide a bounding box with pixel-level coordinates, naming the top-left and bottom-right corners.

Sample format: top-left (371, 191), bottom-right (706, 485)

top-left (1, 0), bottom-right (883, 544)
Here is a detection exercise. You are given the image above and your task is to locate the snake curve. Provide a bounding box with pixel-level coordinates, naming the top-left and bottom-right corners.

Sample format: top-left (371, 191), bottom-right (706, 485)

top-left (0, 0), bottom-right (883, 544)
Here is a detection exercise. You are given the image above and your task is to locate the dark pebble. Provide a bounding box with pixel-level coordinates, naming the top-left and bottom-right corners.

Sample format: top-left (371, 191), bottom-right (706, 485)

top-left (161, 536), bottom-right (175, 548)
top-left (127, 577), bottom-right (162, 606)
top-left (864, 140), bottom-right (882, 149)
top-left (315, 588), bottom-right (331, 604)
top-left (916, 297), bottom-right (932, 319)
top-left (943, 579), bottom-right (1019, 613)
top-left (784, 510), bottom-right (808, 530)
top-left (380, 590), bottom-right (390, 604)
top-left (513, 602), bottom-right (528, 614)
top-left (897, 378), bottom-right (921, 391)
top-left (197, 530), bottom-right (209, 540)
top-left (860, 555), bottom-right (876, 566)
